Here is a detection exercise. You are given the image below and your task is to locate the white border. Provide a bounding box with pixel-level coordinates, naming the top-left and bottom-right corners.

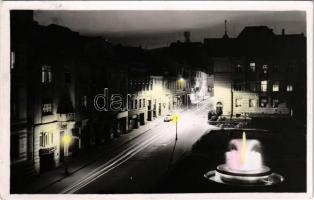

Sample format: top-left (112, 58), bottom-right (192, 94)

top-left (0, 1), bottom-right (313, 200)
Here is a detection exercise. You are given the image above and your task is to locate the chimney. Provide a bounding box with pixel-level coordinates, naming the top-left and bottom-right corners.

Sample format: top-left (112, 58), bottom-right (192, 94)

top-left (184, 31), bottom-right (190, 43)
top-left (282, 28), bottom-right (285, 35)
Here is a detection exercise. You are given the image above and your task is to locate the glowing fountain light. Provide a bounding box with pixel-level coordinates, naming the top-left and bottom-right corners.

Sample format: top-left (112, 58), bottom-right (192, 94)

top-left (204, 131), bottom-right (284, 186)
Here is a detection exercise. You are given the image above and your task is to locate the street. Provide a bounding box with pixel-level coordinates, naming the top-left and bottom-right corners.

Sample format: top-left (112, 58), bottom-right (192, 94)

top-left (39, 99), bottom-right (216, 194)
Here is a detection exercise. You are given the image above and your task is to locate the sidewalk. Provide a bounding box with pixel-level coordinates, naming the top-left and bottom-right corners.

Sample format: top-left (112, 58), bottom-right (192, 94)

top-left (12, 114), bottom-right (168, 194)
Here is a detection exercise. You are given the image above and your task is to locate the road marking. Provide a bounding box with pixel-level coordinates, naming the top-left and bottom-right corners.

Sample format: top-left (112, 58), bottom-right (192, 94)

top-left (60, 131), bottom-right (165, 194)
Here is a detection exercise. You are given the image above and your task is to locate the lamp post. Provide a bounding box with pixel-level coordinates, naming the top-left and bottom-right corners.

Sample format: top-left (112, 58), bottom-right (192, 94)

top-left (63, 133), bottom-right (72, 175)
top-left (172, 114), bottom-right (180, 141)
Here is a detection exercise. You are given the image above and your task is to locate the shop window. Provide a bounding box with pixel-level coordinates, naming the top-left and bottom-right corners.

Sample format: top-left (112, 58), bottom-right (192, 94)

top-left (42, 65), bottom-right (52, 83)
top-left (249, 99), bottom-right (256, 108)
top-left (272, 81), bottom-right (279, 92)
top-left (259, 97), bottom-right (268, 108)
top-left (261, 80), bottom-right (268, 92)
top-left (39, 132), bottom-right (53, 148)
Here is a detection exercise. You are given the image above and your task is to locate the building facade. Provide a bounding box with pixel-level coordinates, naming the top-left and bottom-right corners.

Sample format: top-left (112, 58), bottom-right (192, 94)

top-left (206, 26), bottom-right (306, 119)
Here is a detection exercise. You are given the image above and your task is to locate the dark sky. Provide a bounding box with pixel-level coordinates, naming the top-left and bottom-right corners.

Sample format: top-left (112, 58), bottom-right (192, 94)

top-left (34, 10), bottom-right (306, 49)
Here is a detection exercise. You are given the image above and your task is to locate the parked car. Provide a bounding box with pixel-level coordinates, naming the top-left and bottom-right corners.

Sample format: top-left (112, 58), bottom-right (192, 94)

top-left (164, 113), bottom-right (173, 122)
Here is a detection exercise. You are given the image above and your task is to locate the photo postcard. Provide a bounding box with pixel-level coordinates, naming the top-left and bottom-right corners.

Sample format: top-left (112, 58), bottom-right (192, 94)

top-left (0, 1), bottom-right (313, 200)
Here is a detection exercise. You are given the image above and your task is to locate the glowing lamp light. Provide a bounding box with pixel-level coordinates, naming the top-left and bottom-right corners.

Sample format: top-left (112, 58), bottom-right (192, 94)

top-left (63, 134), bottom-right (72, 145)
top-left (171, 113), bottom-right (181, 124)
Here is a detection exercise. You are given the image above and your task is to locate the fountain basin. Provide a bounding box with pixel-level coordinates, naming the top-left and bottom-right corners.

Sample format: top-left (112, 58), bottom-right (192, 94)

top-left (215, 164), bottom-right (272, 184)
top-left (204, 169), bottom-right (284, 186)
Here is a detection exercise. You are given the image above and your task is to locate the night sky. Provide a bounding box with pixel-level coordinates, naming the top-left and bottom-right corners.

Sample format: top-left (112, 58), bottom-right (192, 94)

top-left (34, 10), bottom-right (306, 49)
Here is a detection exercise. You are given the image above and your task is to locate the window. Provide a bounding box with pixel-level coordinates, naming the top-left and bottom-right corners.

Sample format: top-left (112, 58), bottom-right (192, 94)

top-left (262, 65), bottom-right (268, 74)
top-left (42, 103), bottom-right (52, 115)
top-left (235, 99), bottom-right (242, 107)
top-left (135, 99), bottom-right (138, 109)
top-left (250, 82), bottom-right (257, 92)
top-left (235, 64), bottom-right (242, 72)
top-left (130, 100), bottom-right (134, 109)
top-left (287, 84), bottom-right (293, 92)
top-left (11, 52), bottom-right (15, 69)
top-left (233, 80), bottom-right (242, 91)
top-left (39, 132), bottom-right (53, 148)
top-left (139, 99), bottom-right (142, 108)
top-left (42, 97), bottom-right (53, 115)
top-left (272, 65), bottom-right (279, 73)
top-left (143, 99), bottom-right (146, 107)
top-left (249, 62), bottom-right (256, 72)
top-left (272, 99), bottom-right (280, 108)
top-left (261, 80), bottom-right (268, 92)
top-left (82, 96), bottom-right (87, 108)
top-left (249, 99), bottom-right (256, 108)
top-left (272, 81), bottom-right (279, 92)
top-left (259, 97), bottom-right (268, 108)
top-left (42, 65), bottom-right (52, 83)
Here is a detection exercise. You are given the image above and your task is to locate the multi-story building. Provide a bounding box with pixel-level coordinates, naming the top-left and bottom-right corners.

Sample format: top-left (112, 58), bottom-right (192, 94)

top-left (205, 26), bottom-right (306, 119)
top-left (10, 11), bottom-right (129, 177)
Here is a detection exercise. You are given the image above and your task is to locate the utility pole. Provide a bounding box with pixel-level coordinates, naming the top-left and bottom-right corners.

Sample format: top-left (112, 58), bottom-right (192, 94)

top-left (175, 116), bottom-right (178, 141)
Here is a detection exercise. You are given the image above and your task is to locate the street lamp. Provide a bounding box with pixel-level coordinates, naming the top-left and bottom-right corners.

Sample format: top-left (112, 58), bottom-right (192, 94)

top-left (63, 133), bottom-right (72, 175)
top-left (172, 114), bottom-right (180, 141)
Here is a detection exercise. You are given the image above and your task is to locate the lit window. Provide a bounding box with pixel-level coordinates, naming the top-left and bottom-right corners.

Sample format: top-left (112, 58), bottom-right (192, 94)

top-left (259, 97), bottom-right (268, 108)
top-left (272, 81), bottom-right (279, 92)
top-left (11, 52), bottom-right (15, 69)
top-left (287, 84), bottom-right (293, 92)
top-left (249, 99), bottom-right (256, 108)
top-left (42, 103), bottom-right (52, 115)
top-left (39, 132), bottom-right (53, 147)
top-left (272, 99), bottom-right (280, 108)
top-left (235, 99), bottom-right (242, 107)
top-left (261, 80), bottom-right (268, 92)
top-left (42, 65), bottom-right (52, 83)
top-left (262, 65), bottom-right (268, 74)
top-left (249, 63), bottom-right (256, 72)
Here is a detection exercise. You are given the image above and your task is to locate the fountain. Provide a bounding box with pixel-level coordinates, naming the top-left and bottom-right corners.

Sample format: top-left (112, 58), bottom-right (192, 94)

top-left (204, 131), bottom-right (284, 186)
